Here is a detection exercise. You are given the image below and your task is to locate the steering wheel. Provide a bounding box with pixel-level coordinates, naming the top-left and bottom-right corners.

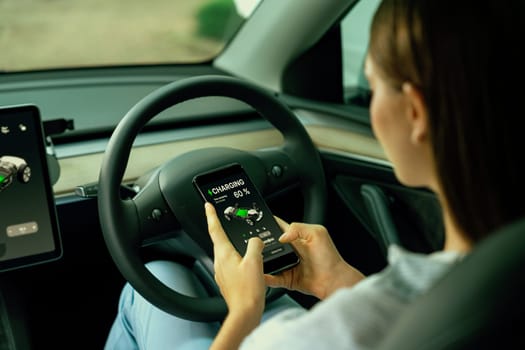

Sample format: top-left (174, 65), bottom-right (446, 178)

top-left (98, 75), bottom-right (326, 322)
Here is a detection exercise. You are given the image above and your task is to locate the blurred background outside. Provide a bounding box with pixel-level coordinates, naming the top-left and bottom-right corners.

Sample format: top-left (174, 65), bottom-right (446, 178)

top-left (0, 0), bottom-right (244, 72)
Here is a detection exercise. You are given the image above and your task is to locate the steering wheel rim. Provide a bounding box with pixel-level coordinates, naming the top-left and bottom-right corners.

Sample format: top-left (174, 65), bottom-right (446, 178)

top-left (98, 75), bottom-right (326, 322)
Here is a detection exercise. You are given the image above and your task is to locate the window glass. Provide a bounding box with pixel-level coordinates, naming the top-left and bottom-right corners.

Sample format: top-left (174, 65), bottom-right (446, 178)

top-left (341, 0), bottom-right (381, 106)
top-left (0, 0), bottom-right (246, 72)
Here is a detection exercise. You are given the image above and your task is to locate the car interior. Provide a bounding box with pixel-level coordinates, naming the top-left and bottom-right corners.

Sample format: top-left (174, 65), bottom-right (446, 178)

top-left (0, 0), bottom-right (523, 349)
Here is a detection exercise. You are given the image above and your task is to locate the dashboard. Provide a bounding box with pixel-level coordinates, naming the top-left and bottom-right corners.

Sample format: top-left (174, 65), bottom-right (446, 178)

top-left (0, 72), bottom-right (388, 273)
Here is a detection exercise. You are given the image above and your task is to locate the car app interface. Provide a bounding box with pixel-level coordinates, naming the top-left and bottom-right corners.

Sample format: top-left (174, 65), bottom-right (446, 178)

top-left (199, 168), bottom-right (294, 261)
top-left (0, 106), bottom-right (60, 268)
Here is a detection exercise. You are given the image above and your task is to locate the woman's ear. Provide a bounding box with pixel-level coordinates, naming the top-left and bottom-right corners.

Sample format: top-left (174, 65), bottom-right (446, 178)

top-left (402, 82), bottom-right (429, 145)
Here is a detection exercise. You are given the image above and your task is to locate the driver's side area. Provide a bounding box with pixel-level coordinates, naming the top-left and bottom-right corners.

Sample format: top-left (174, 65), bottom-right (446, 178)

top-left (0, 135), bottom-right (444, 350)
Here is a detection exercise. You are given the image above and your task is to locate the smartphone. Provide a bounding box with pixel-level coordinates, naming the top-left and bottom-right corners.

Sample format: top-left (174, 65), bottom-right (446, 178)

top-left (193, 163), bottom-right (300, 275)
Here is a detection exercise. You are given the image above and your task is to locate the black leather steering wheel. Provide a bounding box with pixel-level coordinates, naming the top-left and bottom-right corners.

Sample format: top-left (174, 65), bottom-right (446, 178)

top-left (98, 75), bottom-right (326, 322)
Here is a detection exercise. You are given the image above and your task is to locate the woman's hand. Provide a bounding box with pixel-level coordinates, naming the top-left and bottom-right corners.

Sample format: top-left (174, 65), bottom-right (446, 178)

top-left (205, 203), bottom-right (266, 314)
top-left (265, 218), bottom-right (365, 300)
top-left (206, 202), bottom-right (267, 350)
top-left (206, 202), bottom-right (266, 316)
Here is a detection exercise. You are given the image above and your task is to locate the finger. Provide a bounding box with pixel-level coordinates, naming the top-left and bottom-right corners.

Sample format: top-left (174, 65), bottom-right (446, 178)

top-left (205, 202), bottom-right (230, 246)
top-left (245, 237), bottom-right (265, 267)
top-left (274, 215), bottom-right (290, 232)
top-left (264, 272), bottom-right (287, 289)
top-left (278, 222), bottom-right (304, 243)
top-left (245, 237), bottom-right (264, 256)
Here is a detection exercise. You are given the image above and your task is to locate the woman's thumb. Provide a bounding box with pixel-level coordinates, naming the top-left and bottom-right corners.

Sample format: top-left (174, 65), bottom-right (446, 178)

top-left (245, 237), bottom-right (265, 260)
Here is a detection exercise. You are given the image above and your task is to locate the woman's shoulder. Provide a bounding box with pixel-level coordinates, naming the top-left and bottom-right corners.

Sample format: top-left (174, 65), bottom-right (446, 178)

top-left (242, 246), bottom-right (464, 349)
top-left (359, 244), bottom-right (466, 301)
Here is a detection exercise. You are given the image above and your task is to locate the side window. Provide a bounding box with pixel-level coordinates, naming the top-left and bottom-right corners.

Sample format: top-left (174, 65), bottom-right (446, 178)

top-left (341, 0), bottom-right (381, 107)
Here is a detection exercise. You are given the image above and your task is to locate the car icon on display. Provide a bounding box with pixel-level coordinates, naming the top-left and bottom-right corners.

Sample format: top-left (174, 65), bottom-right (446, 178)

top-left (0, 155), bottom-right (31, 193)
top-left (224, 203), bottom-right (264, 226)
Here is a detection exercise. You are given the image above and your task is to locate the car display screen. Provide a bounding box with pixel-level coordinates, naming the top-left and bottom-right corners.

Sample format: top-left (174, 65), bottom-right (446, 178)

top-left (0, 104), bottom-right (62, 272)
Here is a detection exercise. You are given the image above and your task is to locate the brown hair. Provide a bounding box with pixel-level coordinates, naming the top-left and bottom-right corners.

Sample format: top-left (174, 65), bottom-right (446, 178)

top-left (369, 0), bottom-right (525, 242)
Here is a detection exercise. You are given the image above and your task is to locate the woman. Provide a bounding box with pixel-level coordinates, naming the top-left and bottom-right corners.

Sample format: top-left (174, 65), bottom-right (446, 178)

top-left (105, 0), bottom-right (525, 348)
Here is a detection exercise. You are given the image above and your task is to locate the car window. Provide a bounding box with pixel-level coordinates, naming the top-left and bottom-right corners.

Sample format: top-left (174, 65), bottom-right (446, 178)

top-left (0, 0), bottom-right (246, 72)
top-left (341, 0), bottom-right (381, 107)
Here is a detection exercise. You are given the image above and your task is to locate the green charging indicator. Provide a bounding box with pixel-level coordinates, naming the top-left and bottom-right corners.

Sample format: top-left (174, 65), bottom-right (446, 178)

top-left (236, 208), bottom-right (249, 218)
top-left (0, 175), bottom-right (6, 183)
top-left (207, 189), bottom-right (213, 196)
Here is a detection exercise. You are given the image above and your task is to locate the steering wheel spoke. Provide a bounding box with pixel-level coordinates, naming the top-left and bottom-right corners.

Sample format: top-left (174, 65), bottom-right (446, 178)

top-left (132, 169), bottom-right (180, 245)
top-left (252, 147), bottom-right (301, 194)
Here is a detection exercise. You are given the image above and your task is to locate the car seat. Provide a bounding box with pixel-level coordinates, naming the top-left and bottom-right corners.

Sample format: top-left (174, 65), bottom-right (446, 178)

top-left (377, 216), bottom-right (525, 349)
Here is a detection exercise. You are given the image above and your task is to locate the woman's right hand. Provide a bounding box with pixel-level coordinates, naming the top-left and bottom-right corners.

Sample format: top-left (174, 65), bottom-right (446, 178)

top-left (265, 218), bottom-right (365, 300)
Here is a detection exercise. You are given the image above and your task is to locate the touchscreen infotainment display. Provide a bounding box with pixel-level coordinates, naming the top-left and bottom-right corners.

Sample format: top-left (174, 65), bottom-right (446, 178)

top-left (0, 104), bottom-right (62, 272)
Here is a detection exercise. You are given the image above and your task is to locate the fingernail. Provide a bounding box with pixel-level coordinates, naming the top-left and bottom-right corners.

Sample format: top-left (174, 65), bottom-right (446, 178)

top-left (279, 232), bottom-right (288, 241)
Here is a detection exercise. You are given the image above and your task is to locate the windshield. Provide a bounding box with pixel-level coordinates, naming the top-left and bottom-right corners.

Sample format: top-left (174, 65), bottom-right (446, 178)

top-left (0, 0), bottom-right (247, 72)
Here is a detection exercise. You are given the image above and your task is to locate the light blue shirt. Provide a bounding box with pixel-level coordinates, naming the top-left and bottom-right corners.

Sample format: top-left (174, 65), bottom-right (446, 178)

top-left (241, 245), bottom-right (464, 349)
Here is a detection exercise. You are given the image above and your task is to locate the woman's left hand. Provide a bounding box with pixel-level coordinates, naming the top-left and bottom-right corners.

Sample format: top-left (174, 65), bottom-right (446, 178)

top-left (205, 202), bottom-right (266, 318)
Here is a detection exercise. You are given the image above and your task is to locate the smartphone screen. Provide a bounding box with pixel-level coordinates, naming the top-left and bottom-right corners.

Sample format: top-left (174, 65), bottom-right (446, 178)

top-left (0, 105), bottom-right (62, 272)
top-left (193, 163), bottom-right (299, 275)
